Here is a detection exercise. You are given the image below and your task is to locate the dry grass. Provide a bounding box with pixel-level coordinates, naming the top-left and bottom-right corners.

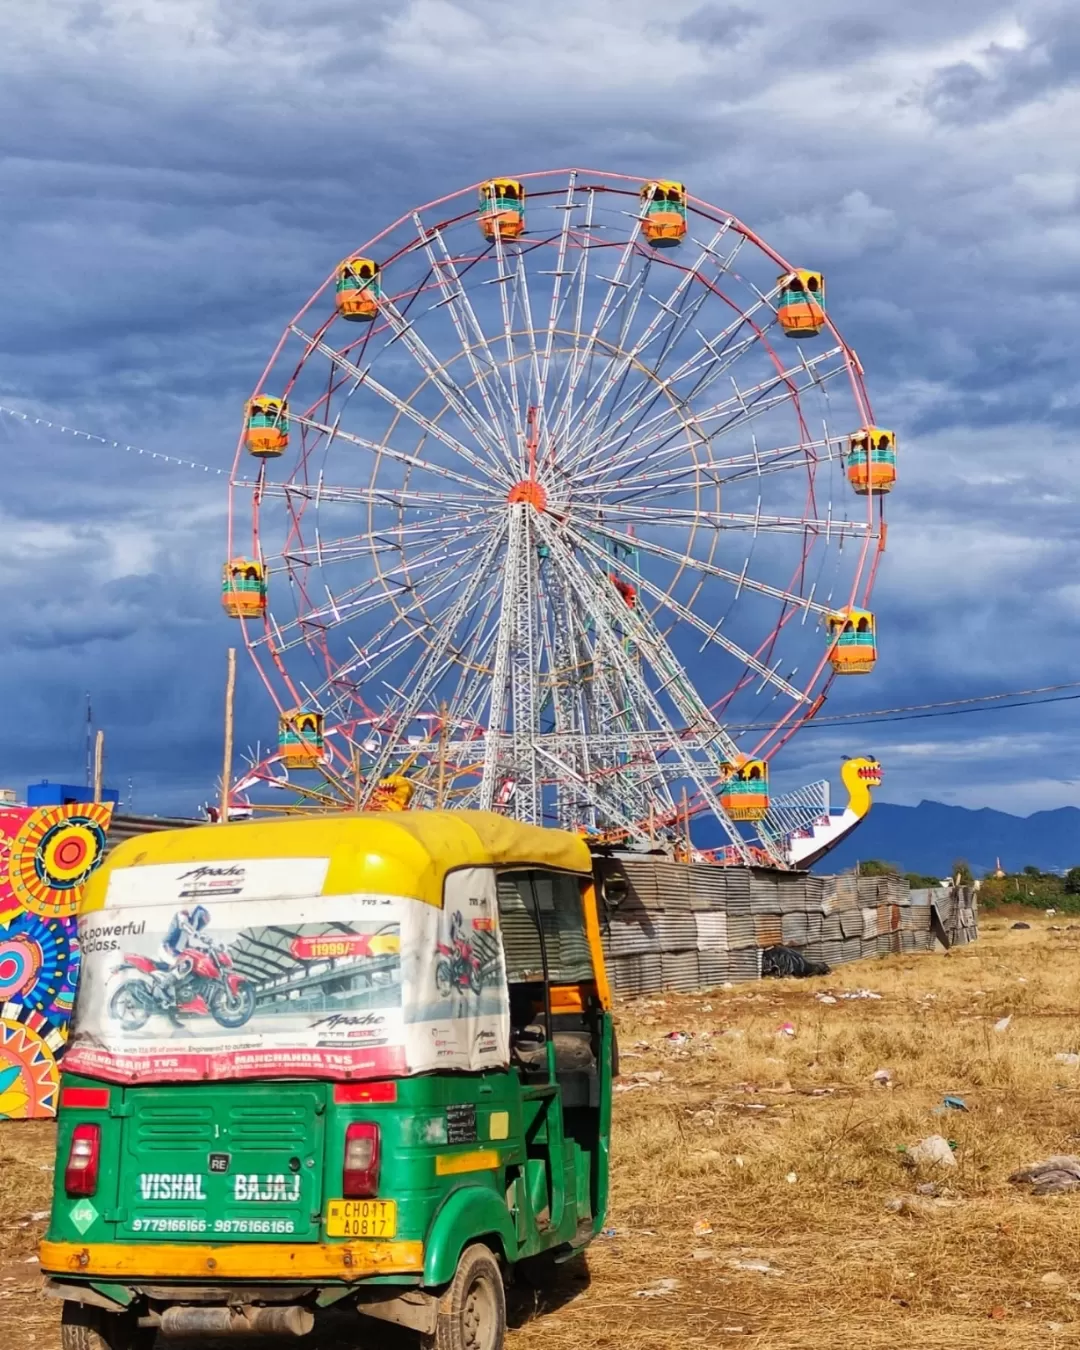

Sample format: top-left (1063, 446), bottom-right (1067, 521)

top-left (9, 919), bottom-right (1080, 1347)
top-left (515, 917), bottom-right (1080, 1350)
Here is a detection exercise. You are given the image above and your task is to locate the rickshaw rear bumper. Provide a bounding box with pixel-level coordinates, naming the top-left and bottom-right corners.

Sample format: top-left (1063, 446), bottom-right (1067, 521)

top-left (39, 1238), bottom-right (424, 1283)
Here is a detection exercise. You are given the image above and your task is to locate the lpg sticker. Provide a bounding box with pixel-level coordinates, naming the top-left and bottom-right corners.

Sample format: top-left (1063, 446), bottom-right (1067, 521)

top-left (138, 1173), bottom-right (207, 1201)
top-left (233, 1174), bottom-right (302, 1203)
top-left (70, 1198), bottom-right (99, 1235)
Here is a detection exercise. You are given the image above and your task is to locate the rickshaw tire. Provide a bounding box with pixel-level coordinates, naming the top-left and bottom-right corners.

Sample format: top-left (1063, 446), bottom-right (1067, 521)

top-left (60, 1303), bottom-right (155, 1350)
top-left (428, 1242), bottom-right (506, 1350)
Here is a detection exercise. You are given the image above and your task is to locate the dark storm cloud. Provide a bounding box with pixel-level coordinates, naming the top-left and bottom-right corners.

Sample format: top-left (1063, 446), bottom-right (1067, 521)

top-left (921, 7), bottom-right (1080, 124)
top-left (1, 0), bottom-right (1079, 814)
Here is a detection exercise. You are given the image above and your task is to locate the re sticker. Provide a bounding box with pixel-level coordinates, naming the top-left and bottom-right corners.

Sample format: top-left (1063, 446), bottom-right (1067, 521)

top-left (70, 1199), bottom-right (99, 1235)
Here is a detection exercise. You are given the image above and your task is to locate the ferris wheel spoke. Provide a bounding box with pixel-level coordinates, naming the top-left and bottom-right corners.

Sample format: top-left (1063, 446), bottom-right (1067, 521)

top-left (586, 345), bottom-right (843, 477)
top-left (269, 556), bottom-right (475, 658)
top-left (278, 514), bottom-right (490, 569)
top-left (564, 519), bottom-right (810, 705)
top-left (436, 572), bottom-right (506, 726)
top-left (536, 172), bottom-right (580, 419)
top-left (265, 521), bottom-right (496, 652)
top-left (566, 236), bottom-right (778, 477)
top-left (570, 438), bottom-right (844, 502)
top-left (302, 531), bottom-right (506, 712)
top-left (412, 217), bottom-right (521, 473)
top-left (289, 333), bottom-right (508, 490)
top-left (565, 234), bottom-right (729, 466)
top-left (570, 321), bottom-right (768, 480)
top-left (269, 481), bottom-right (495, 512)
top-left (570, 500), bottom-right (871, 540)
top-left (509, 250), bottom-right (546, 431)
top-left (574, 283), bottom-right (715, 458)
top-left (547, 518), bottom-right (732, 752)
top-left (581, 515), bottom-right (834, 616)
top-left (357, 521), bottom-right (509, 800)
top-left (316, 561), bottom-right (505, 714)
top-left (291, 411), bottom-right (500, 498)
top-left (578, 348), bottom-right (846, 491)
top-left (548, 210), bottom-right (647, 451)
top-left (533, 515), bottom-right (753, 859)
top-left (357, 299), bottom-right (517, 481)
top-left (541, 187), bottom-right (596, 436)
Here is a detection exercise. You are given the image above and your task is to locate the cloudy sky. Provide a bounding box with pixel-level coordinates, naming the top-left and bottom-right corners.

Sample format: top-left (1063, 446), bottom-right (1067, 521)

top-left (2, 0), bottom-right (1078, 818)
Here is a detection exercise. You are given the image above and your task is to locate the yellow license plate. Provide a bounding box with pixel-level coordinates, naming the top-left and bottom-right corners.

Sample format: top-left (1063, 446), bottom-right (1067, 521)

top-left (325, 1199), bottom-right (397, 1239)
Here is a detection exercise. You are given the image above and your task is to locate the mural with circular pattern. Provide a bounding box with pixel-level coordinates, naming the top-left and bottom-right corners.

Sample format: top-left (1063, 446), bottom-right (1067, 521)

top-left (8, 803), bottom-right (112, 919)
top-left (0, 1003), bottom-right (65, 1119)
top-left (0, 913), bottom-right (73, 1016)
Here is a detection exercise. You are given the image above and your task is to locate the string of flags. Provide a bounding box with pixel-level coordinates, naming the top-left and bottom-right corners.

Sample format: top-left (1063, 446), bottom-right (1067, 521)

top-left (0, 402), bottom-right (229, 477)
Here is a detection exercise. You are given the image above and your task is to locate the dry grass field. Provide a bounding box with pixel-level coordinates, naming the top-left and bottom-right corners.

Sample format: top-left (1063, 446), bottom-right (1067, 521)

top-left (6, 916), bottom-right (1080, 1348)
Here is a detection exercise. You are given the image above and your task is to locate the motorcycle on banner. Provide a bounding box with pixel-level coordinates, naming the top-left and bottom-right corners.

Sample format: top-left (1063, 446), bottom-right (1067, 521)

top-left (109, 937), bottom-right (255, 1030)
top-left (434, 910), bottom-right (483, 996)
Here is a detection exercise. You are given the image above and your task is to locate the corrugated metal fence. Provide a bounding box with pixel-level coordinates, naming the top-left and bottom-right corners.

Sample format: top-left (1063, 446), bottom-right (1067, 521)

top-left (596, 858), bottom-right (978, 996)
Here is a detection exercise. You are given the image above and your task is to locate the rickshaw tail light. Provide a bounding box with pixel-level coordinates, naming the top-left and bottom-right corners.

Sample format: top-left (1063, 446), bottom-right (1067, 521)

top-left (64, 1123), bottom-right (101, 1197)
top-left (61, 1087), bottom-right (110, 1110)
top-left (343, 1122), bottom-right (380, 1198)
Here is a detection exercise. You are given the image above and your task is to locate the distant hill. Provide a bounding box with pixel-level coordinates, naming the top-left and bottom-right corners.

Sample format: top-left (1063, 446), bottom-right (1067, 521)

top-left (691, 799), bottom-right (1080, 877)
top-left (814, 800), bottom-right (1080, 877)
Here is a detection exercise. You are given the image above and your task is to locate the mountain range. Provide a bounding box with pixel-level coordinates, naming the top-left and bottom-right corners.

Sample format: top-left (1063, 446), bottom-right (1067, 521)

top-left (812, 800), bottom-right (1080, 878)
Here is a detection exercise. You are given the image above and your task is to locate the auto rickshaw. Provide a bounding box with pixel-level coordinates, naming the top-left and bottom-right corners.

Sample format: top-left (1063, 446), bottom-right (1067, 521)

top-left (41, 811), bottom-right (614, 1350)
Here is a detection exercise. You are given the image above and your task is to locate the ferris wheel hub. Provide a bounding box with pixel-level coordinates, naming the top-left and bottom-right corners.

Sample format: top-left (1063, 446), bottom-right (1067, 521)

top-left (506, 480), bottom-right (548, 511)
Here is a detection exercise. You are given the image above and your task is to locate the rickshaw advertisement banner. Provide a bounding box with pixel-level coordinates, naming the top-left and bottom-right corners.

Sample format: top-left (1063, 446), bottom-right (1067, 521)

top-left (65, 864), bottom-right (509, 1084)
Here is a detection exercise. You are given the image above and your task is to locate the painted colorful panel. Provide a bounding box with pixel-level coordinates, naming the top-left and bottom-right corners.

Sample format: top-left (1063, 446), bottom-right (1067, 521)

top-left (0, 803), bottom-right (113, 1119)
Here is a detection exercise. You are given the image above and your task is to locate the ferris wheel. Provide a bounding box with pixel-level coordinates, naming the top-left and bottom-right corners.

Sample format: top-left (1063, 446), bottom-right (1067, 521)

top-left (225, 169), bottom-right (891, 863)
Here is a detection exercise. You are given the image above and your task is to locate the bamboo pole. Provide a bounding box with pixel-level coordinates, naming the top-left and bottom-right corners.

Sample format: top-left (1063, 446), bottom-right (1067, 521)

top-left (220, 647), bottom-right (236, 823)
top-left (436, 702), bottom-right (449, 810)
top-left (92, 730), bottom-right (104, 804)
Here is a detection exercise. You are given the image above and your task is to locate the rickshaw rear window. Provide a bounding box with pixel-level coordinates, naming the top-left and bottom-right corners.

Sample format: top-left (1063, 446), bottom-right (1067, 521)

top-left (496, 870), bottom-right (592, 983)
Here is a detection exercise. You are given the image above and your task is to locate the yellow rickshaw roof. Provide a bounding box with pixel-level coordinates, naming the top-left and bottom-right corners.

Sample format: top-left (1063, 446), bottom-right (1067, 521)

top-left (83, 810), bottom-right (593, 913)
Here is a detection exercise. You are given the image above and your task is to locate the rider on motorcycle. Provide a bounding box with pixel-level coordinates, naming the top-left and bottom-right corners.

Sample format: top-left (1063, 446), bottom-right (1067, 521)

top-left (158, 905), bottom-right (212, 1008)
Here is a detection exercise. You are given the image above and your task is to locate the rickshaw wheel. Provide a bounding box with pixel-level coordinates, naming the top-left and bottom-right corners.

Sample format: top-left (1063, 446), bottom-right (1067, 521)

top-left (60, 1302), bottom-right (156, 1350)
top-left (429, 1243), bottom-right (506, 1350)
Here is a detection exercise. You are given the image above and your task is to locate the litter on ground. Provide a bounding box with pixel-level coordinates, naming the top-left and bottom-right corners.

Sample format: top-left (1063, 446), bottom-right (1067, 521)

top-left (905, 1135), bottom-right (958, 1168)
top-left (1009, 1156), bottom-right (1080, 1195)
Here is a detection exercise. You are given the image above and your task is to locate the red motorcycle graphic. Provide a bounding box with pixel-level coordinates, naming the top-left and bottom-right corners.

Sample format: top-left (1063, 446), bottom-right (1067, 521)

top-left (109, 940), bottom-right (255, 1030)
top-left (435, 915), bottom-right (483, 996)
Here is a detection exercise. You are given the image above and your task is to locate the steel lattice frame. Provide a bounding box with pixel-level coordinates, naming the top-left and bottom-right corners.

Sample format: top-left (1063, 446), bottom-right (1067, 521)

top-left (227, 169), bottom-right (883, 863)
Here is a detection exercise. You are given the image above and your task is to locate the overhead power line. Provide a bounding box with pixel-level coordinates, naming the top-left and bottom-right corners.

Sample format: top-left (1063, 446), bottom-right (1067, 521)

top-left (732, 681), bottom-right (1080, 732)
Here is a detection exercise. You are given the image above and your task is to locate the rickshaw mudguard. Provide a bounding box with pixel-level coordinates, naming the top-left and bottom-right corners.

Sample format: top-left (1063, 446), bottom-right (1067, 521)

top-left (422, 1184), bottom-right (519, 1287)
